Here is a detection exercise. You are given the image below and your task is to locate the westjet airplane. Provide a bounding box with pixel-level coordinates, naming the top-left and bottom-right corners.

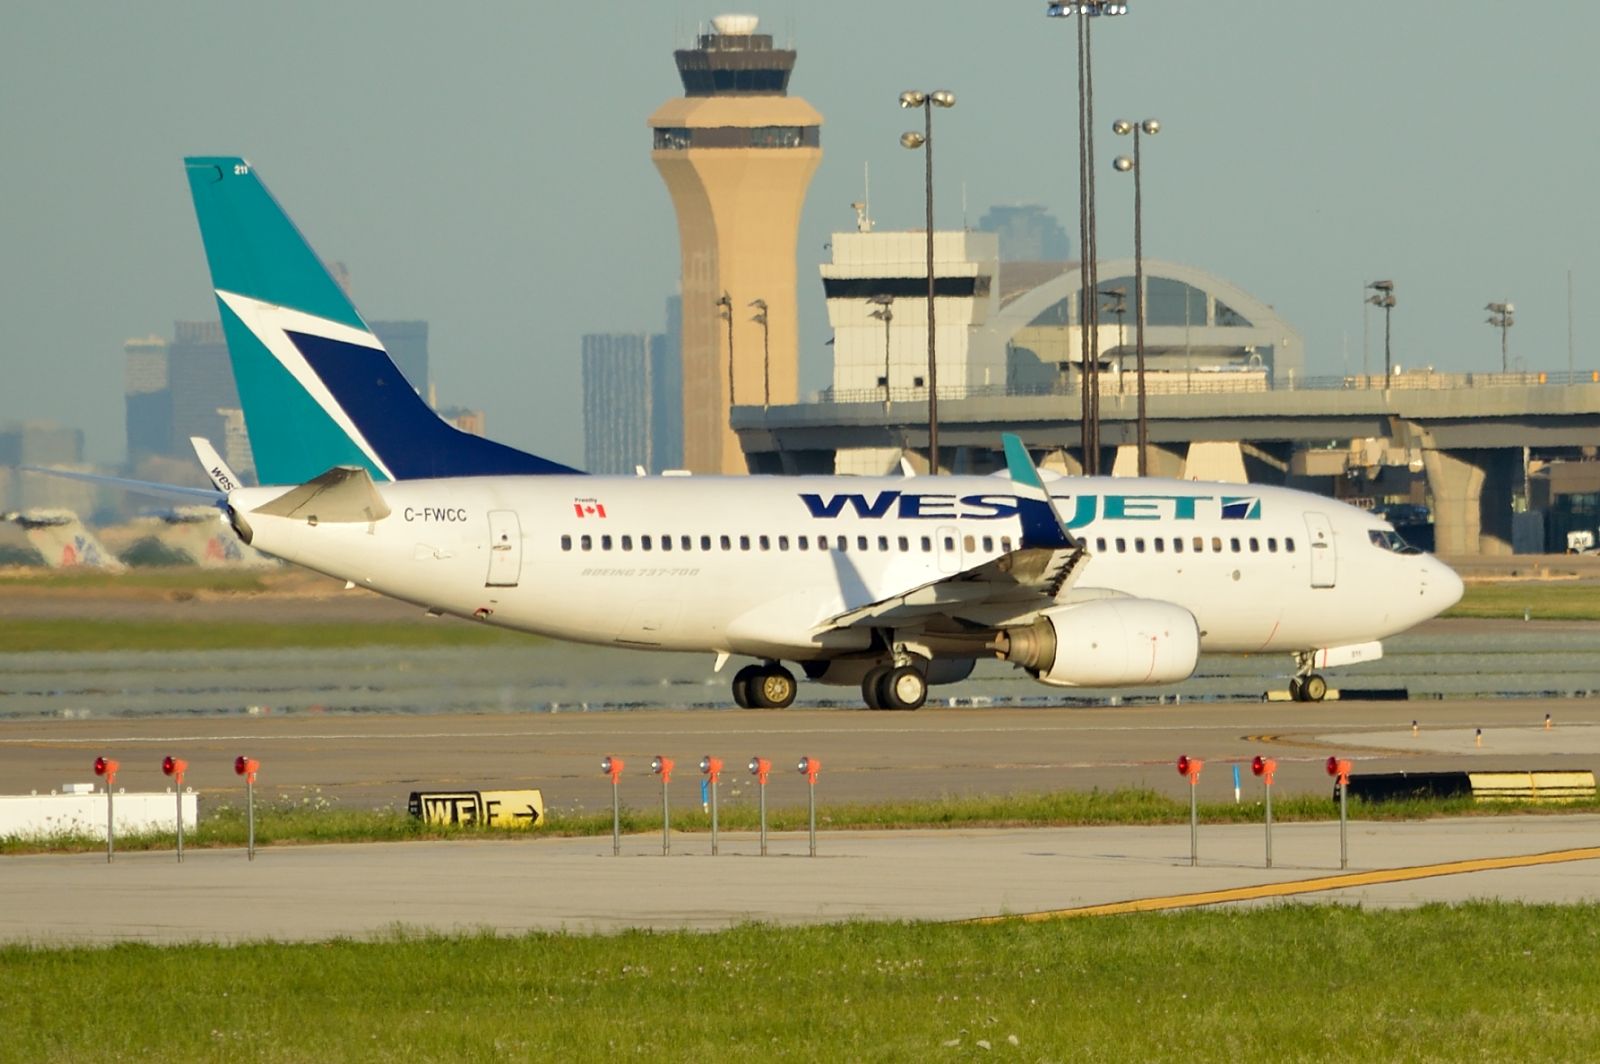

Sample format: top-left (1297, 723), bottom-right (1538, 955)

top-left (71, 157), bottom-right (1467, 710)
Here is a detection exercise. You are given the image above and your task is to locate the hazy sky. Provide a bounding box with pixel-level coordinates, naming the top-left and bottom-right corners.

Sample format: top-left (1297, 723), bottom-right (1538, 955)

top-left (3, 2), bottom-right (1597, 468)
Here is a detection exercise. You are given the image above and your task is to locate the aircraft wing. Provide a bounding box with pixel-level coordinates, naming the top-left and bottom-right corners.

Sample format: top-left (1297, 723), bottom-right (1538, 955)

top-left (817, 543), bottom-right (1088, 630)
top-left (814, 434), bottom-right (1090, 632)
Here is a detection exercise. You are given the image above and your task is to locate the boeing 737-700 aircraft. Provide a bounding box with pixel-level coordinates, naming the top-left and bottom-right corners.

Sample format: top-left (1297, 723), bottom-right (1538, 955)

top-left (56, 157), bottom-right (1467, 710)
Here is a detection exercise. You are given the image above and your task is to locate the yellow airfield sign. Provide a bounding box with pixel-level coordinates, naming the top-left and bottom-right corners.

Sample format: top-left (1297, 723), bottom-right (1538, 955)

top-left (408, 789), bottom-right (545, 828)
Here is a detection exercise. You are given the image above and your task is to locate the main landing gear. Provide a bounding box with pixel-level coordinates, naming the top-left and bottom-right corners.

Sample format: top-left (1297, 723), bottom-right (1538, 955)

top-left (861, 662), bottom-right (928, 711)
top-left (731, 662), bottom-right (797, 709)
top-left (1289, 652), bottom-right (1329, 703)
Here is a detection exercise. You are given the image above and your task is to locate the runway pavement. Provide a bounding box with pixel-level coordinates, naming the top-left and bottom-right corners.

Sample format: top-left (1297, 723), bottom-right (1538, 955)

top-left (6, 696), bottom-right (1600, 944)
top-left (4, 816), bottom-right (1597, 945)
top-left (2, 699), bottom-right (1596, 810)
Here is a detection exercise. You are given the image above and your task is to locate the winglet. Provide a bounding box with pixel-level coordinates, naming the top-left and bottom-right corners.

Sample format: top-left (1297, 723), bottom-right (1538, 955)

top-left (1002, 433), bottom-right (1077, 550)
top-left (190, 437), bottom-right (244, 493)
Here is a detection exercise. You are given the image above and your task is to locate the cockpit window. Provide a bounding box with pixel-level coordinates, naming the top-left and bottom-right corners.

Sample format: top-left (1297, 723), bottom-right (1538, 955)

top-left (1369, 528), bottom-right (1423, 555)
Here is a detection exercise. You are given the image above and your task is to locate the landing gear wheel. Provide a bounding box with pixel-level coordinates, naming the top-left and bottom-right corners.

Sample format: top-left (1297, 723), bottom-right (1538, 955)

top-left (1302, 673), bottom-right (1328, 702)
top-left (1288, 676), bottom-right (1306, 702)
top-left (878, 665), bottom-right (928, 711)
top-left (749, 665), bottom-right (797, 709)
top-left (861, 666), bottom-right (890, 710)
top-left (731, 664), bottom-right (761, 709)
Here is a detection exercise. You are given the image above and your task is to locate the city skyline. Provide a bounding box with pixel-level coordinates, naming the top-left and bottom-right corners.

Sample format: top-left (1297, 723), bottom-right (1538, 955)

top-left (2, 2), bottom-right (1596, 470)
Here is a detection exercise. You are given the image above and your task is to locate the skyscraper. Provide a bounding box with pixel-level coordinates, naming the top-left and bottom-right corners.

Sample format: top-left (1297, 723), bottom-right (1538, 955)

top-left (582, 334), bottom-right (656, 475)
top-left (649, 14), bottom-right (822, 473)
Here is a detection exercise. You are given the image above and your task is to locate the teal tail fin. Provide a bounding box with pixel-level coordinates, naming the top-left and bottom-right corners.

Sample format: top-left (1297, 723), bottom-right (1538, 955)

top-left (184, 156), bottom-right (578, 484)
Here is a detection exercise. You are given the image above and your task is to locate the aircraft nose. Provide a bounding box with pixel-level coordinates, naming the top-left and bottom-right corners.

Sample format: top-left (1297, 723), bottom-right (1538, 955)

top-left (1425, 559), bottom-right (1465, 615)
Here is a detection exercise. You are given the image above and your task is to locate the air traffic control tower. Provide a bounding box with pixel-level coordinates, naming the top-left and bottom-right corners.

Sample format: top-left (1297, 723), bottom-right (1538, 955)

top-left (649, 14), bottom-right (822, 473)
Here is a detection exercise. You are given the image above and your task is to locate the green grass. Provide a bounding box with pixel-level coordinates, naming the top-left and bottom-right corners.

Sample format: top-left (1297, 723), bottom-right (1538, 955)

top-left (1446, 581), bottom-right (1600, 620)
top-left (8, 786), bottom-right (1596, 855)
top-left (0, 617), bottom-right (531, 652)
top-left (2, 904), bottom-right (1597, 1060)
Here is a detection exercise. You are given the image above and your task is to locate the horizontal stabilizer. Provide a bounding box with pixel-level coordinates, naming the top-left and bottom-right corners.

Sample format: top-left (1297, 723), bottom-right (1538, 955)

top-left (21, 466), bottom-right (225, 508)
top-left (252, 466), bottom-right (391, 523)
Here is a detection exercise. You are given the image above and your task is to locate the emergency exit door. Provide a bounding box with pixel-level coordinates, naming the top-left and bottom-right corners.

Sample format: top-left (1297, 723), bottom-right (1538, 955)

top-left (486, 510), bottom-right (522, 587)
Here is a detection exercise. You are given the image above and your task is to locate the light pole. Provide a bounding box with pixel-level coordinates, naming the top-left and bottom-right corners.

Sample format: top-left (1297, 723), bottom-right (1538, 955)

top-left (1112, 116), bottom-right (1158, 475)
top-left (1486, 301), bottom-right (1515, 373)
top-left (1047, 1), bottom-right (1129, 476)
top-left (868, 294), bottom-right (894, 411)
top-left (749, 298), bottom-right (770, 408)
top-left (1366, 280), bottom-right (1396, 381)
top-left (900, 89), bottom-right (956, 475)
top-left (715, 292), bottom-right (735, 408)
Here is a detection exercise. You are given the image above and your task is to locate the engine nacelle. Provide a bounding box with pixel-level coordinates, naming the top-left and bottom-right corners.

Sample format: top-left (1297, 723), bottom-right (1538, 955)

top-left (1003, 599), bottom-right (1200, 687)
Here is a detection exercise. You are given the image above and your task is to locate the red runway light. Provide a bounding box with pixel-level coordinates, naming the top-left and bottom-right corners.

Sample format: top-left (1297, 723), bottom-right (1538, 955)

top-left (1251, 755), bottom-right (1265, 777)
top-left (1176, 755), bottom-right (1191, 777)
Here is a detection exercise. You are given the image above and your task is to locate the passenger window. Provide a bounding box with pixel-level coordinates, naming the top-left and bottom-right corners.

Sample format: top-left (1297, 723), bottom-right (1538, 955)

top-left (1173, 538), bottom-right (1183, 554)
top-left (777, 536), bottom-right (788, 551)
top-left (798, 535), bottom-right (809, 550)
top-left (602, 535), bottom-right (613, 550)
top-left (964, 535), bottom-right (976, 553)
top-left (1268, 537), bottom-right (1277, 553)
top-left (1212, 537), bottom-right (1223, 552)
top-left (561, 535), bottom-right (572, 551)
top-left (1286, 538), bottom-right (1297, 553)
top-left (580, 534), bottom-right (592, 551)
top-left (982, 536), bottom-right (994, 552)
top-left (878, 536), bottom-right (889, 551)
top-left (1154, 538), bottom-right (1165, 554)
top-left (1230, 538), bottom-right (1240, 553)
top-left (720, 535), bottom-right (732, 551)
top-left (1193, 536), bottom-right (1204, 552)
top-left (641, 535), bottom-right (652, 551)
top-left (943, 536), bottom-right (955, 552)
top-left (1249, 537), bottom-right (1259, 553)
top-left (1135, 538), bottom-right (1146, 553)
top-left (701, 535), bottom-right (712, 551)
top-left (1001, 536), bottom-right (1013, 551)
top-left (921, 536), bottom-right (932, 552)
top-left (739, 535), bottom-right (751, 551)
top-left (898, 536), bottom-right (910, 551)
top-left (661, 535), bottom-right (672, 552)
top-left (1096, 537), bottom-right (1108, 552)
top-left (838, 536), bottom-right (848, 551)
top-left (1116, 538), bottom-right (1127, 553)
top-left (621, 535), bottom-right (633, 551)
top-left (858, 535), bottom-right (869, 551)
top-left (680, 535), bottom-right (691, 551)
top-left (820, 537), bottom-right (830, 551)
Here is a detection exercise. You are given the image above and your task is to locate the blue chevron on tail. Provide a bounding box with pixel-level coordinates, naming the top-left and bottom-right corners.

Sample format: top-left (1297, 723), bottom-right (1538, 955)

top-left (184, 156), bottom-right (579, 485)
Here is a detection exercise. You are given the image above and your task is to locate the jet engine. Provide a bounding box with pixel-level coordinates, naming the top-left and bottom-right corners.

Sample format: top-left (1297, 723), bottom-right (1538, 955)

top-left (1001, 599), bottom-right (1200, 687)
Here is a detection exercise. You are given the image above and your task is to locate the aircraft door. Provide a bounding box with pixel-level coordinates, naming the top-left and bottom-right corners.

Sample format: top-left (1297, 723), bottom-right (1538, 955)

top-left (936, 525), bottom-right (962, 574)
top-left (486, 510), bottom-right (522, 587)
top-left (1304, 512), bottom-right (1336, 588)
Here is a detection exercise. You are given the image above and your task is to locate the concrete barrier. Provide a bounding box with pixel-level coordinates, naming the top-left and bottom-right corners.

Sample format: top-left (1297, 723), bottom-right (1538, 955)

top-left (0, 789), bottom-right (198, 839)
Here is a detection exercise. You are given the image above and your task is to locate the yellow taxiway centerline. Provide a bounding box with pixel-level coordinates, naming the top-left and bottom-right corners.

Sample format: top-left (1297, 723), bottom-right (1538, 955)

top-left (966, 846), bottom-right (1600, 923)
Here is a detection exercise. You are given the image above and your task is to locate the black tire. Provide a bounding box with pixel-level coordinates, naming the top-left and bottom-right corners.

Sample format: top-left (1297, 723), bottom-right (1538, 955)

top-left (861, 666), bottom-right (889, 710)
top-left (1303, 673), bottom-right (1329, 702)
top-left (1288, 675), bottom-right (1306, 703)
top-left (879, 665), bottom-right (928, 711)
top-left (731, 664), bottom-right (761, 709)
top-left (750, 665), bottom-right (797, 709)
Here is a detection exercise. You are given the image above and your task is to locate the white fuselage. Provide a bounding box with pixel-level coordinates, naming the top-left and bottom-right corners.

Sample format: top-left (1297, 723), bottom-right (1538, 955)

top-left (230, 473), bottom-right (1461, 664)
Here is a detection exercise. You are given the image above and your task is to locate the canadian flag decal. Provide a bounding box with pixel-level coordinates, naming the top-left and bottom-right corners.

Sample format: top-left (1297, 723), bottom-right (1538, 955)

top-left (574, 498), bottom-right (607, 519)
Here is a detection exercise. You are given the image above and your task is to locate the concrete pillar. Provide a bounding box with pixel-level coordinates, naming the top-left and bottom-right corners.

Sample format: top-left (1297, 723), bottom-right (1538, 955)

top-left (1110, 444), bottom-right (1184, 479)
top-left (1422, 447), bottom-right (1515, 556)
top-left (1182, 441), bottom-right (1248, 484)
